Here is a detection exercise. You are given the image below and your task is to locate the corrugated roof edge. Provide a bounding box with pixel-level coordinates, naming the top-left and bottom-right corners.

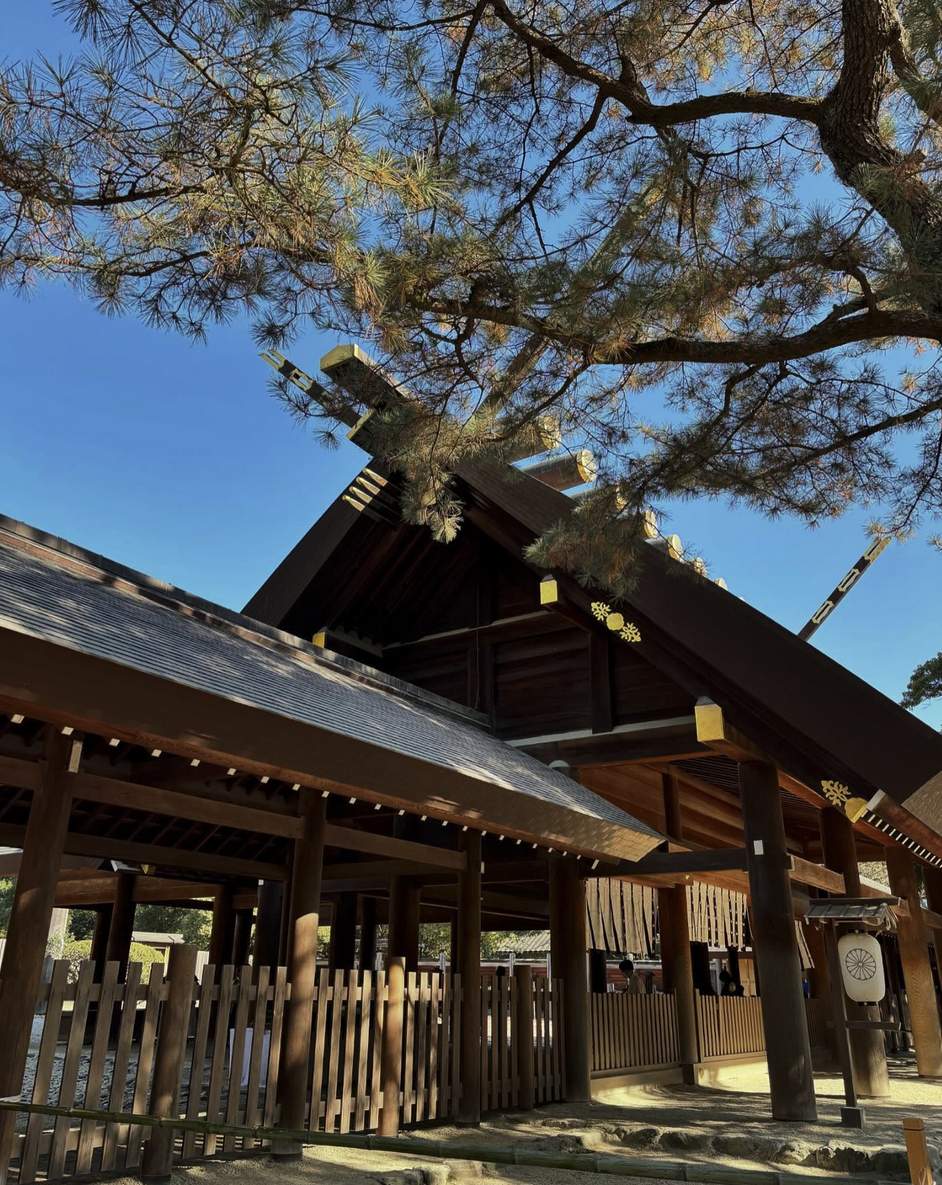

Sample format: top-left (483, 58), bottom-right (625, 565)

top-left (0, 513), bottom-right (487, 730)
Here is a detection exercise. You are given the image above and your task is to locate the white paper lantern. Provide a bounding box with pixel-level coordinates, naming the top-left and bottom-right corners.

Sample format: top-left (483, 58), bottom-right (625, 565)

top-left (838, 932), bottom-right (885, 1003)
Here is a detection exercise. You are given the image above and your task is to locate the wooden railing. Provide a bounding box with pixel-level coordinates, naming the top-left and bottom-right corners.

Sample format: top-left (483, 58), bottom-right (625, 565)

top-left (11, 960), bottom-right (568, 1183)
top-left (590, 992), bottom-right (680, 1072)
top-left (695, 995), bottom-right (765, 1059)
top-left (591, 992), bottom-right (831, 1075)
top-left (15, 959), bottom-right (285, 1184)
top-left (481, 975), bottom-right (564, 1109)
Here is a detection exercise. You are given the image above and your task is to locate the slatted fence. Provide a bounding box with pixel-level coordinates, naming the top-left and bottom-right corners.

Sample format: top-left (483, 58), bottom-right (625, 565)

top-left (695, 994), bottom-right (765, 1059)
top-left (13, 960), bottom-right (285, 1184)
top-left (590, 992), bottom-right (681, 1072)
top-left (398, 971), bottom-right (461, 1126)
top-left (480, 975), bottom-right (564, 1108)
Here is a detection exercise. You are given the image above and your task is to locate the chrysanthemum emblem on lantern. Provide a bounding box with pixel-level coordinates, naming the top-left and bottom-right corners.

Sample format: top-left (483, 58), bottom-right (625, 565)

top-left (838, 932), bottom-right (885, 1003)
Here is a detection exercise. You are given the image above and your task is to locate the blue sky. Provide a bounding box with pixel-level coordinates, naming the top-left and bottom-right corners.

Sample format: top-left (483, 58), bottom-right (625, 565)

top-left (2, 4), bottom-right (941, 728)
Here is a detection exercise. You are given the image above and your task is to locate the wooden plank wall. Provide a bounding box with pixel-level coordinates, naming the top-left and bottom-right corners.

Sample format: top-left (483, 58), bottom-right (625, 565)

top-left (590, 993), bottom-right (681, 1072)
top-left (592, 992), bottom-right (830, 1073)
top-left (695, 995), bottom-right (765, 1060)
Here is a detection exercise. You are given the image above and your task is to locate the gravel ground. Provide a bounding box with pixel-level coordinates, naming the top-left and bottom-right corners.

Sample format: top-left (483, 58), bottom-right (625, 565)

top-left (85, 1058), bottom-right (942, 1185)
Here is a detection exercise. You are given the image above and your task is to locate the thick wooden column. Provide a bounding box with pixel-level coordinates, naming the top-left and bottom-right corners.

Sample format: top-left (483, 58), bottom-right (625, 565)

top-left (924, 866), bottom-right (942, 981)
top-left (255, 879), bottom-right (284, 971)
top-left (328, 892), bottom-right (358, 971)
top-left (885, 846), bottom-right (942, 1078)
top-left (379, 956), bottom-right (406, 1136)
top-left (358, 895), bottom-right (377, 973)
top-left (232, 908), bottom-right (252, 968)
top-left (90, 905), bottom-right (113, 979)
top-left (820, 808), bottom-right (890, 1096)
top-left (658, 772), bottom-right (700, 1077)
top-left (277, 788), bottom-right (328, 1144)
top-left (0, 731), bottom-right (81, 1179)
top-left (105, 871), bottom-right (137, 981)
top-left (457, 830), bottom-right (482, 1125)
top-left (549, 854), bottom-right (591, 1101)
top-left (739, 760), bottom-right (817, 1121)
top-left (208, 883), bottom-right (235, 969)
top-left (387, 877), bottom-right (420, 973)
top-left (141, 944), bottom-right (199, 1183)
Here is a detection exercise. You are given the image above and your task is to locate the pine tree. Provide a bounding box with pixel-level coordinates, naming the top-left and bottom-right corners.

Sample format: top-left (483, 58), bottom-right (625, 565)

top-left (5, 0), bottom-right (942, 589)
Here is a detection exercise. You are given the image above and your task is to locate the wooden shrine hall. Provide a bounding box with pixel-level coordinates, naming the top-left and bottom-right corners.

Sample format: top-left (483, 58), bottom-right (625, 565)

top-left (1, 344), bottom-right (942, 1181)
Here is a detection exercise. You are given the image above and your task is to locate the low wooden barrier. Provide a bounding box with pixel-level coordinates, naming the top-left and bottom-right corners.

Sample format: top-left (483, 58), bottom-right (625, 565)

top-left (695, 995), bottom-right (765, 1060)
top-left (481, 976), bottom-right (565, 1109)
top-left (591, 992), bottom-right (830, 1076)
top-left (10, 960), bottom-right (569, 1183)
top-left (590, 992), bottom-right (681, 1072)
top-left (14, 959), bottom-right (285, 1184)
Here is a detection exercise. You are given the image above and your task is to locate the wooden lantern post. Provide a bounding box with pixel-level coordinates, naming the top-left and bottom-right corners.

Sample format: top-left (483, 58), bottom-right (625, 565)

top-left (739, 759), bottom-right (817, 1121)
top-left (820, 808), bottom-right (890, 1096)
top-left (457, 829), bottom-right (482, 1125)
top-left (658, 772), bottom-right (700, 1078)
top-left (276, 788), bottom-right (328, 1148)
top-left (885, 846), bottom-right (942, 1078)
top-left (549, 854), bottom-right (591, 1102)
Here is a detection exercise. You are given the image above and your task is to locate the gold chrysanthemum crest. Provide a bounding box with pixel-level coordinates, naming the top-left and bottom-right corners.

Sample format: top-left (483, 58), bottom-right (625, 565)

top-left (591, 601), bottom-right (641, 643)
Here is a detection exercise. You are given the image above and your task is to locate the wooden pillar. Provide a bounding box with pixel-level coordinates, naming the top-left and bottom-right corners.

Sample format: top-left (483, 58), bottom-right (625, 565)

top-left (328, 892), bottom-right (358, 971)
top-left (514, 964), bottom-right (535, 1110)
top-left (802, 904), bottom-right (837, 1058)
top-left (358, 895), bottom-right (377, 973)
top-left (0, 731), bottom-right (81, 1103)
top-left (450, 916), bottom-right (459, 970)
top-left (277, 789), bottom-right (328, 1144)
top-left (588, 948), bottom-right (608, 994)
top-left (387, 877), bottom-right (420, 973)
top-left (739, 760), bottom-right (817, 1121)
top-left (885, 846), bottom-right (942, 1078)
top-left (103, 870), bottom-right (136, 981)
top-left (140, 943), bottom-right (199, 1183)
top-left (90, 905), bottom-right (113, 979)
top-left (549, 854), bottom-right (591, 1102)
top-left (457, 830), bottom-right (482, 1125)
top-left (208, 883), bottom-right (235, 969)
top-left (254, 879), bottom-right (284, 972)
top-left (659, 771), bottom-right (700, 1076)
top-left (820, 808), bottom-right (890, 1096)
top-left (924, 866), bottom-right (942, 982)
top-left (379, 956), bottom-right (406, 1136)
top-left (232, 909), bottom-right (252, 969)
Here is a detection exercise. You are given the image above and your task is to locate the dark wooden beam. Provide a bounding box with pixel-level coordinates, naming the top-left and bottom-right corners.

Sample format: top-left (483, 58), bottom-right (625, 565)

top-left (0, 820), bottom-right (285, 881)
top-left (323, 823), bottom-right (465, 869)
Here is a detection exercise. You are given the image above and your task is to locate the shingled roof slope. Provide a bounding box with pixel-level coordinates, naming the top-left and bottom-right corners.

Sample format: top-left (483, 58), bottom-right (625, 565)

top-left (0, 520), bottom-right (663, 861)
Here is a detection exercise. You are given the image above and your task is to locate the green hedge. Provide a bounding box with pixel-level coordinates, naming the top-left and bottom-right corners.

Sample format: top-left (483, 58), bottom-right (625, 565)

top-left (58, 939), bottom-right (167, 983)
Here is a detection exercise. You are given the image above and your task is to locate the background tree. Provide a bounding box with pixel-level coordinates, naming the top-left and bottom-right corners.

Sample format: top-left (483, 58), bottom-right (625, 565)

top-left (5, 0), bottom-right (942, 589)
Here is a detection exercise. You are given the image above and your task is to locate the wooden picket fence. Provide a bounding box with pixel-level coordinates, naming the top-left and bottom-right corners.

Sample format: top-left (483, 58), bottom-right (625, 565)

top-left (480, 976), bottom-right (564, 1110)
top-left (695, 994), bottom-right (765, 1059)
top-left (590, 992), bottom-right (681, 1072)
top-left (13, 959), bottom-right (285, 1184)
top-left (397, 971), bottom-right (461, 1127)
top-left (591, 992), bottom-right (831, 1075)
